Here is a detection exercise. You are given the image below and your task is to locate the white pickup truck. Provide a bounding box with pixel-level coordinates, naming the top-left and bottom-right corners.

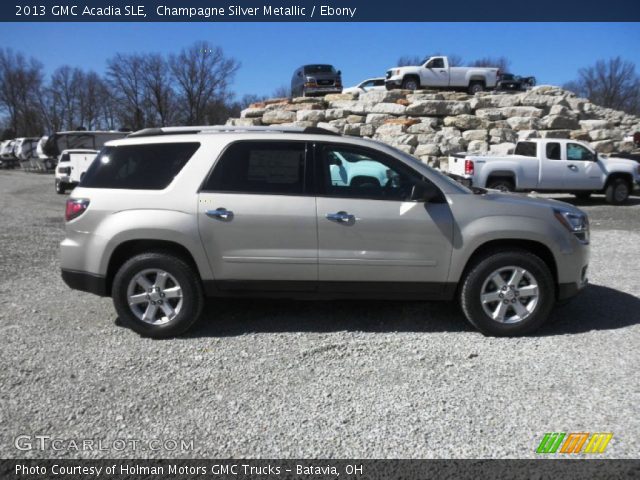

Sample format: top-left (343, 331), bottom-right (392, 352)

top-left (446, 138), bottom-right (640, 204)
top-left (385, 56), bottom-right (499, 94)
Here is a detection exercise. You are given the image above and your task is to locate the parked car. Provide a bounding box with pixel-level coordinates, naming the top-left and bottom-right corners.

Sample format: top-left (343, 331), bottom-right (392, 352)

top-left (291, 64), bottom-right (343, 97)
top-left (36, 136), bottom-right (57, 171)
top-left (385, 56), bottom-right (499, 94)
top-left (497, 73), bottom-right (522, 91)
top-left (445, 138), bottom-right (640, 204)
top-left (342, 77), bottom-right (386, 94)
top-left (61, 125), bottom-right (589, 338)
top-left (55, 149), bottom-right (99, 194)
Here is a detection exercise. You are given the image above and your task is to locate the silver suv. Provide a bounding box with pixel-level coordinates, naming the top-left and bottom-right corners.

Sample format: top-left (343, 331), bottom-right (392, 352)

top-left (60, 126), bottom-right (590, 338)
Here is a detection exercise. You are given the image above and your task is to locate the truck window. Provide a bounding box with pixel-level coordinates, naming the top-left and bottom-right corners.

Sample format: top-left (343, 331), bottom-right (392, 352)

top-left (567, 143), bottom-right (593, 161)
top-left (426, 58), bottom-right (444, 69)
top-left (546, 143), bottom-right (561, 160)
top-left (514, 142), bottom-right (537, 157)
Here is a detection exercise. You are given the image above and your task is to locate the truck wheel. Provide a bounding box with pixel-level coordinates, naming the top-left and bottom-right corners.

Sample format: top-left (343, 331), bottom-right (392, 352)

top-left (487, 178), bottom-right (514, 192)
top-left (112, 252), bottom-right (204, 338)
top-left (55, 179), bottom-right (66, 194)
top-left (460, 250), bottom-right (554, 336)
top-left (605, 178), bottom-right (630, 205)
top-left (401, 77), bottom-right (419, 91)
top-left (574, 192), bottom-right (591, 200)
top-left (468, 82), bottom-right (485, 94)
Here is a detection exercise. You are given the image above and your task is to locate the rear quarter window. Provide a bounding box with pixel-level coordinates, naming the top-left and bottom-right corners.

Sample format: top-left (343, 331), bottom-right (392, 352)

top-left (514, 142), bottom-right (537, 157)
top-left (80, 143), bottom-right (200, 190)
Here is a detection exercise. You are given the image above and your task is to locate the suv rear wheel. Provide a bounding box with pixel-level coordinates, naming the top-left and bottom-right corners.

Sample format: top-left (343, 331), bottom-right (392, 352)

top-left (460, 250), bottom-right (554, 336)
top-left (112, 252), bottom-right (204, 338)
top-left (55, 179), bottom-right (66, 194)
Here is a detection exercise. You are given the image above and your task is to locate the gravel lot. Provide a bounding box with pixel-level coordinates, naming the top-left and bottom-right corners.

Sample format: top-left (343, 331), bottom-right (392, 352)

top-left (0, 170), bottom-right (638, 459)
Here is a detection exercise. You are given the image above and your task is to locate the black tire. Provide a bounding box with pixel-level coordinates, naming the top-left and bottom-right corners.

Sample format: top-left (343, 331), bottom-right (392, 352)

top-left (112, 252), bottom-right (204, 338)
top-left (468, 81), bottom-right (485, 94)
top-left (574, 192), bottom-right (592, 200)
top-left (401, 76), bottom-right (419, 91)
top-left (605, 177), bottom-right (630, 205)
top-left (55, 179), bottom-right (66, 194)
top-left (486, 178), bottom-right (514, 192)
top-left (460, 250), bottom-right (555, 336)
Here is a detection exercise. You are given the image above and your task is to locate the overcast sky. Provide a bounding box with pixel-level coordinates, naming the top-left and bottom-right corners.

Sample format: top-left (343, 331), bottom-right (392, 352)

top-left (1, 22), bottom-right (639, 99)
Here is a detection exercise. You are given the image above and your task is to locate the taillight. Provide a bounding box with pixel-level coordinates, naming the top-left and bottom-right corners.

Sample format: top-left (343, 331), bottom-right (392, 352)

top-left (65, 198), bottom-right (90, 221)
top-left (464, 159), bottom-right (474, 175)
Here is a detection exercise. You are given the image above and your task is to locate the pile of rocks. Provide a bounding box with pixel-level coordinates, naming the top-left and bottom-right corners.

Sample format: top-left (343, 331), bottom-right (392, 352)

top-left (227, 86), bottom-right (640, 168)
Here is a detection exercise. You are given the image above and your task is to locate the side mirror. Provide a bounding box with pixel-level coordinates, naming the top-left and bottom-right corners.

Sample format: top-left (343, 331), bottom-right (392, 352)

top-left (411, 180), bottom-right (441, 202)
top-left (297, 71), bottom-right (302, 77)
top-left (337, 70), bottom-right (342, 75)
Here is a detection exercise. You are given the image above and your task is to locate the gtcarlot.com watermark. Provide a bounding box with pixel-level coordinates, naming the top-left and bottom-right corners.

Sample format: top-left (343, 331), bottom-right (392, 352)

top-left (15, 434), bottom-right (194, 452)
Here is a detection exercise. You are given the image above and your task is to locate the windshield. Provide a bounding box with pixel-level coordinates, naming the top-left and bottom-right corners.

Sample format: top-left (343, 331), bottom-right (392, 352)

top-left (304, 65), bottom-right (336, 74)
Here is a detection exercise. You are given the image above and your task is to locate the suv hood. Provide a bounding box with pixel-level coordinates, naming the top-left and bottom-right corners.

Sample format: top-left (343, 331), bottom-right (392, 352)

top-left (480, 191), bottom-right (585, 215)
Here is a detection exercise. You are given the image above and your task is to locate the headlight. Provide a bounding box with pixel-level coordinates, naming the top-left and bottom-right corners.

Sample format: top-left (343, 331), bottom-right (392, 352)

top-left (553, 208), bottom-right (589, 244)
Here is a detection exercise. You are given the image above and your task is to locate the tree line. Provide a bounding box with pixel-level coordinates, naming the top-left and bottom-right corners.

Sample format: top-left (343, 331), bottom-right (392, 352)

top-left (1, 45), bottom-right (638, 140)
top-left (0, 41), bottom-right (242, 139)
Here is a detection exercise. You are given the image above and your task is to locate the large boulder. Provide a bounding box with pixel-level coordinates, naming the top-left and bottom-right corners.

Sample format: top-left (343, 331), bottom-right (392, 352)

top-left (507, 117), bottom-right (542, 131)
top-left (370, 102), bottom-right (407, 115)
top-left (324, 93), bottom-right (359, 102)
top-left (360, 90), bottom-right (408, 104)
top-left (467, 140), bottom-right (489, 153)
top-left (489, 142), bottom-right (516, 155)
top-left (325, 108), bottom-right (346, 120)
top-left (365, 113), bottom-right (395, 127)
top-left (539, 130), bottom-right (571, 139)
top-left (262, 110), bottom-right (297, 125)
top-left (296, 110), bottom-right (325, 122)
top-left (591, 140), bottom-right (615, 153)
top-left (462, 129), bottom-right (488, 142)
top-left (588, 129), bottom-right (623, 141)
top-left (541, 114), bottom-right (579, 130)
top-left (443, 114), bottom-right (487, 130)
top-left (489, 128), bottom-right (518, 144)
top-left (414, 144), bottom-right (441, 156)
top-left (499, 106), bottom-right (544, 118)
top-left (470, 94), bottom-right (520, 109)
top-left (241, 107), bottom-right (266, 118)
top-left (227, 117), bottom-right (262, 126)
top-left (406, 100), bottom-right (471, 116)
top-left (475, 108), bottom-right (504, 121)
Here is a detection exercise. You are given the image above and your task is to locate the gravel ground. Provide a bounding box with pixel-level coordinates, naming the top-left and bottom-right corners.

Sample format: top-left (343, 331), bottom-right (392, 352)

top-left (0, 170), bottom-right (638, 459)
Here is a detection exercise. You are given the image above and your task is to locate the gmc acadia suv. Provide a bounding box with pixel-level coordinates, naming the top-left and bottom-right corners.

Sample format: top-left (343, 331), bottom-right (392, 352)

top-left (60, 126), bottom-right (590, 338)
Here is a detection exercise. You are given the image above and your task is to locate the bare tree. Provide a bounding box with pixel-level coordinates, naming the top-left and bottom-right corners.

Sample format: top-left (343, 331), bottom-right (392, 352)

top-left (141, 54), bottom-right (175, 127)
top-left (470, 56), bottom-right (511, 72)
top-left (564, 57), bottom-right (640, 114)
top-left (107, 53), bottom-right (147, 130)
top-left (169, 41), bottom-right (240, 125)
top-left (0, 48), bottom-right (45, 136)
top-left (271, 85), bottom-right (291, 99)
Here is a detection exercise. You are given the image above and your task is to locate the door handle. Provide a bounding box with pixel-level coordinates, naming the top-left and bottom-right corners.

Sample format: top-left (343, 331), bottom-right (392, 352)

top-left (206, 208), bottom-right (234, 220)
top-left (326, 211), bottom-right (355, 223)
top-left (567, 164), bottom-right (578, 171)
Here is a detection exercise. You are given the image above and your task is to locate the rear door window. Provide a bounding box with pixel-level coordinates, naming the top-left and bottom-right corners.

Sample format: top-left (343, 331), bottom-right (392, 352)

top-left (546, 142), bottom-right (561, 160)
top-left (202, 141), bottom-right (308, 195)
top-left (80, 142), bottom-right (200, 189)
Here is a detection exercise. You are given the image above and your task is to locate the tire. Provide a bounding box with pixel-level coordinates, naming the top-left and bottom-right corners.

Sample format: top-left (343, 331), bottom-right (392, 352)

top-left (486, 178), bottom-right (514, 192)
top-left (468, 81), bottom-right (485, 94)
top-left (401, 77), bottom-right (419, 91)
top-left (459, 250), bottom-right (555, 336)
top-left (605, 177), bottom-right (630, 205)
top-left (574, 192), bottom-right (591, 200)
top-left (112, 252), bottom-right (204, 338)
top-left (55, 179), bottom-right (66, 194)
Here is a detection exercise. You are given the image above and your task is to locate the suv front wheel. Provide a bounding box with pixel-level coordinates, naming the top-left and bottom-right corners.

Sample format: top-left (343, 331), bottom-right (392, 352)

top-left (459, 250), bottom-right (554, 336)
top-left (112, 252), bottom-right (204, 338)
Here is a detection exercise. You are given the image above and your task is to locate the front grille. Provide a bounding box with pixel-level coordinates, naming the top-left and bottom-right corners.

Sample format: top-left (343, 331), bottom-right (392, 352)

top-left (317, 79), bottom-right (334, 86)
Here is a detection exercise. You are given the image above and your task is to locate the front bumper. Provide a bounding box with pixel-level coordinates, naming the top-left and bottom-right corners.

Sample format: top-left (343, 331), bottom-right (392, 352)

top-left (304, 86), bottom-right (342, 96)
top-left (61, 269), bottom-right (109, 297)
top-left (385, 78), bottom-right (402, 89)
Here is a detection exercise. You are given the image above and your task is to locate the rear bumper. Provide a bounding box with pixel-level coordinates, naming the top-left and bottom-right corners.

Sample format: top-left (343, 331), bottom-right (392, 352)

top-left (61, 269), bottom-right (109, 297)
top-left (446, 172), bottom-right (473, 187)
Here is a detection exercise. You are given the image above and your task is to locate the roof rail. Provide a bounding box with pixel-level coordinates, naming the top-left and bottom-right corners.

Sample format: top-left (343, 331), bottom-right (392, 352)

top-left (127, 125), bottom-right (341, 138)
